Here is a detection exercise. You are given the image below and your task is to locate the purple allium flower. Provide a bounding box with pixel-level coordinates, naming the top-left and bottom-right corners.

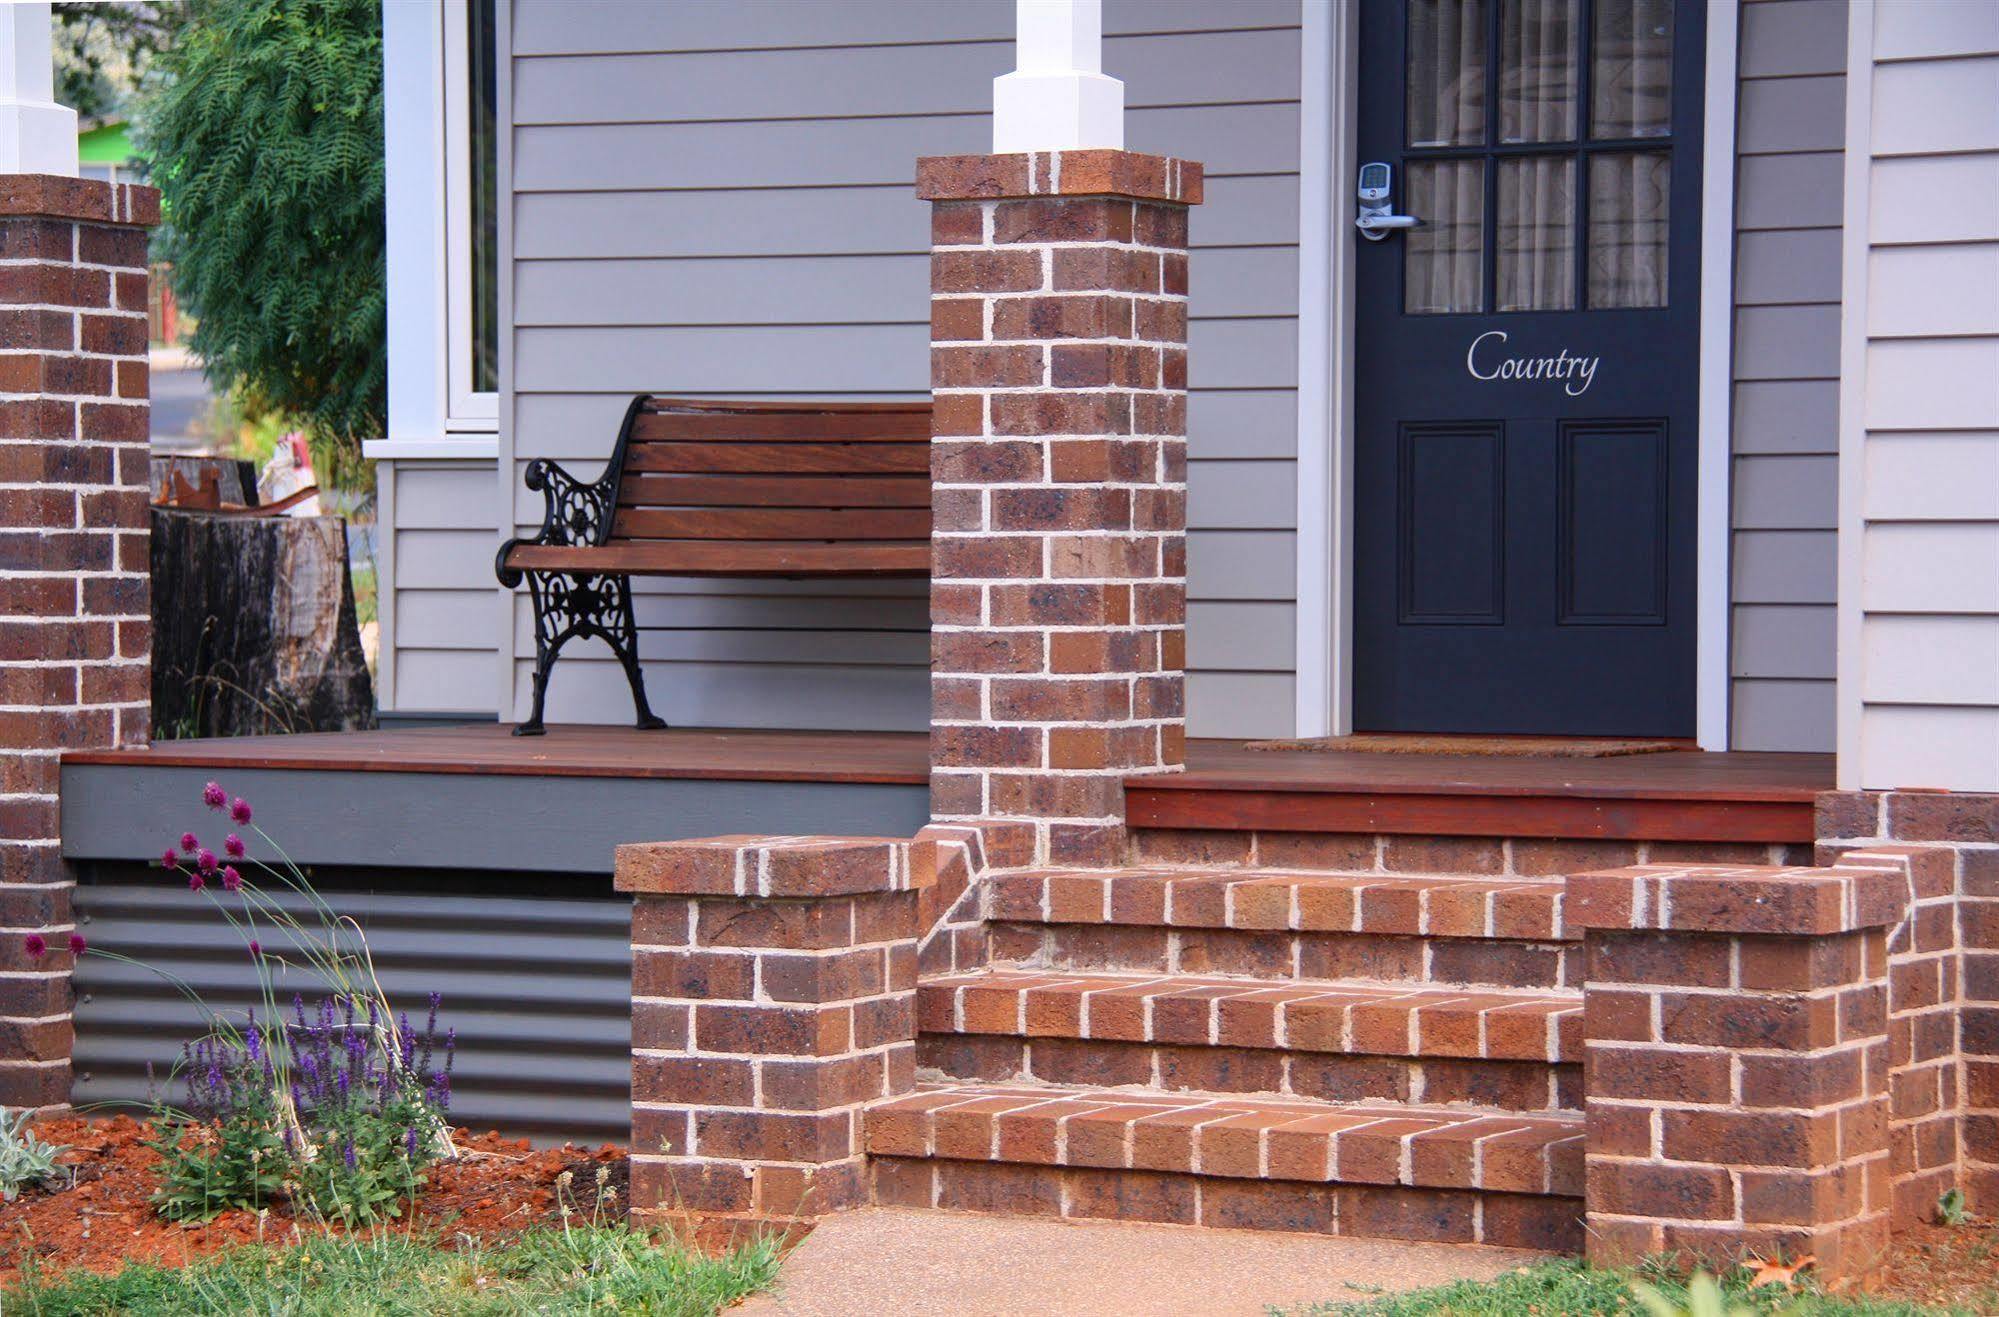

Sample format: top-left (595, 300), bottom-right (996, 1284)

top-left (248, 940), bottom-right (261, 957)
top-left (179, 832), bottom-right (199, 854)
top-left (220, 865), bottom-right (242, 893)
top-left (188, 871), bottom-right (206, 892)
top-left (203, 781), bottom-right (227, 810)
top-left (224, 834), bottom-right (245, 858)
top-left (196, 849), bottom-right (217, 875)
top-left (160, 848), bottom-right (179, 870)
top-left (68, 933), bottom-right (85, 956)
top-left (230, 797), bottom-right (252, 825)
top-left (23, 933), bottom-right (46, 958)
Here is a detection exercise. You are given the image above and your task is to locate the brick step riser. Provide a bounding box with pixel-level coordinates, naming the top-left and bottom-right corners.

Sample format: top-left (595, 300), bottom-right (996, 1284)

top-left (916, 1031), bottom-right (1580, 1112)
top-left (986, 921), bottom-right (1578, 991)
top-left (871, 1157), bottom-right (1584, 1250)
top-left (1126, 830), bottom-right (1810, 876)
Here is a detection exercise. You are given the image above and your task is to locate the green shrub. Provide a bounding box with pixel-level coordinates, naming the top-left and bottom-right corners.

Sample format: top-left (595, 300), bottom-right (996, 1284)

top-left (139, 0), bottom-right (385, 491)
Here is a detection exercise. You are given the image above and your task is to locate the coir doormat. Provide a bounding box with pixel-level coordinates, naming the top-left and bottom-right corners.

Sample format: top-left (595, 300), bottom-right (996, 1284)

top-left (1244, 734), bottom-right (1685, 758)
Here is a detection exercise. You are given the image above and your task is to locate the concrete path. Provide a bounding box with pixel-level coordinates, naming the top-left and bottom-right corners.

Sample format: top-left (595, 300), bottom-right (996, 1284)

top-left (736, 1209), bottom-right (1548, 1316)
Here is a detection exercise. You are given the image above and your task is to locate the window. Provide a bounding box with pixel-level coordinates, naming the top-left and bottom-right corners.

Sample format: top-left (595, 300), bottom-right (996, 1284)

top-left (444, 0), bottom-right (499, 424)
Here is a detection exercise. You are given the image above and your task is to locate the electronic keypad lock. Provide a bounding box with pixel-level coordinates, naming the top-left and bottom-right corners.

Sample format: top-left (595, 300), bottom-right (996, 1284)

top-left (1355, 162), bottom-right (1420, 241)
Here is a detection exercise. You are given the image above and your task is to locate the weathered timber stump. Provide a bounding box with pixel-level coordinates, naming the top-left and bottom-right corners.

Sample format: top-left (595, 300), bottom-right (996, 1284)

top-left (151, 508), bottom-right (377, 737)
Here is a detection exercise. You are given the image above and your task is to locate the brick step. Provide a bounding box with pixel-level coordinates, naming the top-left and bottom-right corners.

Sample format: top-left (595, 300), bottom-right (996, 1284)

top-left (916, 968), bottom-right (1580, 1110)
top-left (866, 1081), bottom-right (1584, 1249)
top-left (985, 867), bottom-right (1576, 990)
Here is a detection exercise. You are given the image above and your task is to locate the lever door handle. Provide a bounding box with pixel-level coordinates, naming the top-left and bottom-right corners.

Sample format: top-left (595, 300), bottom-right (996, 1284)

top-left (1355, 213), bottom-right (1421, 240)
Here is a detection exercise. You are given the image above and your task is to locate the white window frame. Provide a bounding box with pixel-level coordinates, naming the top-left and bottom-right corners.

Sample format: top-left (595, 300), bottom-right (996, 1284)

top-left (441, 0), bottom-right (497, 431)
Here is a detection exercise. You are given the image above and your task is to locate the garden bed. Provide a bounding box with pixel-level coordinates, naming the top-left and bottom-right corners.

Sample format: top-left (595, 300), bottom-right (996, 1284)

top-left (3, 1114), bottom-right (626, 1285)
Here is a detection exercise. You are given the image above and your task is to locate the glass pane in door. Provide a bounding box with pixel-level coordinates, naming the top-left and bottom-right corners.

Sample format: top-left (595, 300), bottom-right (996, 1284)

top-left (1498, 156), bottom-right (1575, 310)
top-left (1407, 0), bottom-right (1488, 147)
top-left (1591, 0), bottom-right (1674, 138)
top-left (1588, 152), bottom-right (1670, 306)
top-left (1499, 0), bottom-right (1580, 143)
top-left (1406, 160), bottom-right (1486, 313)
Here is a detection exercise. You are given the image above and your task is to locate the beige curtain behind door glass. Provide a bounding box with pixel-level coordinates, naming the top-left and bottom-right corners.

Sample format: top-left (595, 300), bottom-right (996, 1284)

top-left (1588, 152), bottom-right (1670, 306)
top-left (1592, 0), bottom-right (1674, 138)
top-left (1408, 0), bottom-right (1487, 147)
top-left (1407, 161), bottom-right (1486, 313)
top-left (1500, 0), bottom-right (1579, 143)
top-left (1498, 156), bottom-right (1575, 310)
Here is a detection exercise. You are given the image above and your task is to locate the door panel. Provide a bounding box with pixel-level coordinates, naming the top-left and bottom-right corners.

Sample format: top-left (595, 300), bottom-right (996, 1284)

top-left (1352, 0), bottom-right (1704, 736)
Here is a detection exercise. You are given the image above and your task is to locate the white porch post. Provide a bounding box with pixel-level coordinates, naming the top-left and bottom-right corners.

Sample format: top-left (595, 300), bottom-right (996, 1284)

top-left (0, 3), bottom-right (77, 176)
top-left (992, 0), bottom-right (1124, 152)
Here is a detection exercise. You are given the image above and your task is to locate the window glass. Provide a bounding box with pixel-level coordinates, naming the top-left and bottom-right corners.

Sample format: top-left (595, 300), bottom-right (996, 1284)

top-left (1406, 160), bottom-right (1487, 313)
top-left (1407, 0), bottom-right (1488, 147)
top-left (469, 0), bottom-right (498, 394)
top-left (1587, 152), bottom-right (1670, 307)
top-left (1497, 156), bottom-right (1576, 310)
top-left (1591, 0), bottom-right (1673, 139)
top-left (1499, 0), bottom-right (1580, 144)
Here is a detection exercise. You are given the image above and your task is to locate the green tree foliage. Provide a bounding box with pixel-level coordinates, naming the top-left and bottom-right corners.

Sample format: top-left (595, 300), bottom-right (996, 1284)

top-left (141, 0), bottom-right (385, 488)
top-left (53, 3), bottom-right (171, 124)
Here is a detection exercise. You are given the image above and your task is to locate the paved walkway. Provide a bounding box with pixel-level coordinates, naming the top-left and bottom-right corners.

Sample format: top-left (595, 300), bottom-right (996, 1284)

top-left (736, 1209), bottom-right (1548, 1316)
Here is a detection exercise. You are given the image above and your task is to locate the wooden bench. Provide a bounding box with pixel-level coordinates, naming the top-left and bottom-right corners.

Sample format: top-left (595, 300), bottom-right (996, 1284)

top-left (496, 396), bottom-right (933, 735)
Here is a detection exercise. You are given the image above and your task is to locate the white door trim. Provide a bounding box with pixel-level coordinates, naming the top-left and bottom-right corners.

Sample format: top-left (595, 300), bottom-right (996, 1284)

top-left (1291, 0), bottom-right (1739, 748)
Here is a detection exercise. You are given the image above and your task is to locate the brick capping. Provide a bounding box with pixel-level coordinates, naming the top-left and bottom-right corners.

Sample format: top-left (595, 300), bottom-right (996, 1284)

top-left (1567, 863), bottom-right (1910, 936)
top-left (917, 151), bottom-right (1203, 205)
top-left (0, 175), bottom-right (158, 227)
top-left (0, 172), bottom-right (155, 1111)
top-left (614, 835), bottom-right (933, 899)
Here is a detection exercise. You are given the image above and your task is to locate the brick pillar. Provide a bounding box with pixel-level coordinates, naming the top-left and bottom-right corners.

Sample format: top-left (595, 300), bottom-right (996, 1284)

top-left (919, 149), bottom-right (1202, 868)
top-left (1820, 790), bottom-right (1998, 1216)
top-left (1569, 862), bottom-right (1908, 1283)
top-left (615, 835), bottom-right (932, 1227)
top-left (0, 176), bottom-right (156, 1111)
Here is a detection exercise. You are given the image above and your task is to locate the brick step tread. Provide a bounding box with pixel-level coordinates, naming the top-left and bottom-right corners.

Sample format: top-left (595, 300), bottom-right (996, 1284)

top-left (918, 968), bottom-right (1580, 1063)
top-left (866, 1081), bottom-right (1584, 1198)
top-left (988, 867), bottom-right (1568, 942)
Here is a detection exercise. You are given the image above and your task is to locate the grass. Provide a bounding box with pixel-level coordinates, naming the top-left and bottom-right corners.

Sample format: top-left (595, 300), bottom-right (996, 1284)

top-left (1281, 1257), bottom-right (1974, 1317)
top-left (2, 1222), bottom-right (780, 1316)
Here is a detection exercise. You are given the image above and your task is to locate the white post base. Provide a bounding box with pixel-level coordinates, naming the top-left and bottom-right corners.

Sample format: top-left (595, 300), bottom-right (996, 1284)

top-left (0, 4), bottom-right (78, 177)
top-left (993, 0), bottom-right (1124, 153)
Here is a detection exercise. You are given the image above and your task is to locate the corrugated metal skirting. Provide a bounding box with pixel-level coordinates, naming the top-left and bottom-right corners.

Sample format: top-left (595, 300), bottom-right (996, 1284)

top-left (72, 880), bottom-right (634, 1144)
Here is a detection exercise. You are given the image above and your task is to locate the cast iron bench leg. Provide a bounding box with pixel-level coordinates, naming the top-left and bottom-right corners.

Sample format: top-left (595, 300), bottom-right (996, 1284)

top-left (515, 570), bottom-right (667, 736)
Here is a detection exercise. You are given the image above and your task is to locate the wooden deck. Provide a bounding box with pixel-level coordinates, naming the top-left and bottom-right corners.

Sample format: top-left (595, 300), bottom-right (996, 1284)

top-left (67, 726), bottom-right (1835, 847)
top-left (66, 722), bottom-right (932, 784)
top-left (1132, 744), bottom-right (1834, 843)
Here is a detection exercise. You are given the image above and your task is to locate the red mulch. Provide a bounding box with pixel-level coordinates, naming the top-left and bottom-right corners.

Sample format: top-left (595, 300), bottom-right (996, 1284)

top-left (1, 1114), bottom-right (628, 1286)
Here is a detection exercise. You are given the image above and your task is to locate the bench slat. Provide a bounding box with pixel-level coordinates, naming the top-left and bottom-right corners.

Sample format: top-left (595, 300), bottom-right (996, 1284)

top-left (624, 441), bottom-right (930, 476)
top-left (633, 409), bottom-right (931, 442)
top-left (504, 540), bottom-right (930, 578)
top-left (616, 474), bottom-right (930, 509)
top-left (612, 507), bottom-right (931, 542)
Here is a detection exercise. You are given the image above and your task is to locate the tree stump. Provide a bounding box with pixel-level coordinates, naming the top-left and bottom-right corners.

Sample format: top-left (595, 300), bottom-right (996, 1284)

top-left (151, 508), bottom-right (377, 737)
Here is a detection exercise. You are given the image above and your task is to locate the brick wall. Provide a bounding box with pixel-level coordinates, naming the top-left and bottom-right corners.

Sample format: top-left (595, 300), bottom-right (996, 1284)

top-left (0, 176), bottom-right (156, 1111)
top-left (1569, 862), bottom-right (1908, 1283)
top-left (1820, 790), bottom-right (1999, 1215)
top-left (920, 150), bottom-right (1201, 870)
top-left (616, 835), bottom-right (934, 1226)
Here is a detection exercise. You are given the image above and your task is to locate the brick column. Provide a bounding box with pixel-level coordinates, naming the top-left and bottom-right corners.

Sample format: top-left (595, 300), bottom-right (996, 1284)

top-left (1820, 791), bottom-right (1998, 1216)
top-left (0, 176), bottom-right (156, 1111)
top-left (919, 149), bottom-right (1201, 868)
top-left (1569, 862), bottom-right (1908, 1283)
top-left (615, 835), bottom-right (933, 1227)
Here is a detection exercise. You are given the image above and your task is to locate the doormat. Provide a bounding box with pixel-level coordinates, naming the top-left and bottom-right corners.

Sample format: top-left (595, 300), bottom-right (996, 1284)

top-left (1244, 734), bottom-right (1685, 758)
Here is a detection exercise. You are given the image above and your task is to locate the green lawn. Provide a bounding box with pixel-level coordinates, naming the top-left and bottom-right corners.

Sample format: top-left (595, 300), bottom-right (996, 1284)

top-left (1284, 1258), bottom-right (1973, 1317)
top-left (3, 1224), bottom-right (778, 1317)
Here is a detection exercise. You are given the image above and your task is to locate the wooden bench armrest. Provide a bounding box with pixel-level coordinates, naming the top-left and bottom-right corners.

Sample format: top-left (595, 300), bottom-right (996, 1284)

top-left (496, 400), bottom-right (646, 588)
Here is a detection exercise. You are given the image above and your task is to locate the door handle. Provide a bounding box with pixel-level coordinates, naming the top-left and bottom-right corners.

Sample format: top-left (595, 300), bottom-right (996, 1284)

top-left (1355, 213), bottom-right (1420, 240)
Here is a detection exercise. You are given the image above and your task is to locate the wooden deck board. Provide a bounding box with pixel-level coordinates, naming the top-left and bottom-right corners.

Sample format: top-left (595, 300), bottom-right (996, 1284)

top-left (63, 723), bottom-right (932, 786)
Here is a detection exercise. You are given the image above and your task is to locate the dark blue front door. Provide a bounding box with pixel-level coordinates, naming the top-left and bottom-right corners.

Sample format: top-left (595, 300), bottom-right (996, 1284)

top-left (1353, 0), bottom-right (1705, 736)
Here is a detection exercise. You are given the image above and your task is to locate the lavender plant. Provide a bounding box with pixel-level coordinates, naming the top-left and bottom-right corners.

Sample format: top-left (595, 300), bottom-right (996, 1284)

top-left (23, 779), bottom-right (459, 1226)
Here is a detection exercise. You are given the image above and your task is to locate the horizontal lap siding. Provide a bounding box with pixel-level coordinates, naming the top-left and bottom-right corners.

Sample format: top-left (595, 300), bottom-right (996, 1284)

top-left (1729, 0), bottom-right (1848, 751)
top-left (505, 0), bottom-right (1302, 737)
top-left (1849, 3), bottom-right (1999, 789)
top-left (385, 461), bottom-right (501, 715)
